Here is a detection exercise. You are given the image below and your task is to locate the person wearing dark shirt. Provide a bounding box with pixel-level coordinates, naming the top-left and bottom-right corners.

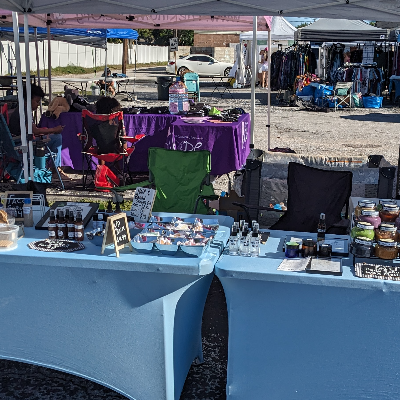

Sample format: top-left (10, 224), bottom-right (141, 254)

top-left (8, 84), bottom-right (66, 175)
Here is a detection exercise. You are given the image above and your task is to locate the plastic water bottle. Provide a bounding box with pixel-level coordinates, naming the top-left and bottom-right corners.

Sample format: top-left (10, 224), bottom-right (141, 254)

top-left (229, 225), bottom-right (239, 255)
top-left (169, 77), bottom-right (189, 114)
top-left (23, 197), bottom-right (34, 227)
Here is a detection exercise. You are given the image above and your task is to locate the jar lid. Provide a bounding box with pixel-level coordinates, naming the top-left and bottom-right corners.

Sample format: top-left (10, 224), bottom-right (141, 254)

top-left (361, 210), bottom-right (379, 217)
top-left (379, 199), bottom-right (396, 205)
top-left (382, 204), bottom-right (400, 212)
top-left (303, 238), bottom-right (315, 245)
top-left (356, 221), bottom-right (374, 230)
top-left (354, 237), bottom-right (373, 245)
top-left (358, 200), bottom-right (376, 207)
top-left (378, 223), bottom-right (397, 232)
top-left (378, 239), bottom-right (397, 247)
top-left (320, 243), bottom-right (332, 249)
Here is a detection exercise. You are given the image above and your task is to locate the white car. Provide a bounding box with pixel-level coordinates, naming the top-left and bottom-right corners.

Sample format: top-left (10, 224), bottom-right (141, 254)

top-left (166, 54), bottom-right (233, 77)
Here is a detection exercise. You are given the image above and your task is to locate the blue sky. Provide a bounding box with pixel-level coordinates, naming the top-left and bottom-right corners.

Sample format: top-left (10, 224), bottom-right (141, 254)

top-left (285, 17), bottom-right (315, 27)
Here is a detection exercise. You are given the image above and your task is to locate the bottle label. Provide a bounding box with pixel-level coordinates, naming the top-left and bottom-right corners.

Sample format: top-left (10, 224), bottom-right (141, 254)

top-left (48, 231), bottom-right (56, 238)
top-left (58, 231), bottom-right (65, 238)
top-left (67, 223), bottom-right (75, 229)
top-left (23, 206), bottom-right (31, 214)
top-left (98, 214), bottom-right (103, 221)
top-left (48, 223), bottom-right (56, 228)
top-left (75, 224), bottom-right (83, 230)
top-left (75, 231), bottom-right (83, 238)
top-left (68, 231), bottom-right (75, 239)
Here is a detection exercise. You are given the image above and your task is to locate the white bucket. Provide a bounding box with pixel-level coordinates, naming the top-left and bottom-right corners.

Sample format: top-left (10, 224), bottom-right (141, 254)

top-left (92, 86), bottom-right (100, 96)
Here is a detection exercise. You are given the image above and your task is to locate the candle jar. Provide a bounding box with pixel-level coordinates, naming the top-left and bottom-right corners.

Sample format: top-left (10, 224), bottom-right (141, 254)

top-left (285, 242), bottom-right (300, 258)
top-left (375, 239), bottom-right (398, 260)
top-left (319, 243), bottom-right (332, 258)
top-left (351, 237), bottom-right (374, 258)
top-left (359, 210), bottom-right (381, 229)
top-left (379, 204), bottom-right (400, 223)
top-left (350, 221), bottom-right (375, 240)
top-left (375, 223), bottom-right (397, 241)
top-left (376, 199), bottom-right (397, 211)
top-left (354, 200), bottom-right (376, 218)
top-left (302, 238), bottom-right (317, 257)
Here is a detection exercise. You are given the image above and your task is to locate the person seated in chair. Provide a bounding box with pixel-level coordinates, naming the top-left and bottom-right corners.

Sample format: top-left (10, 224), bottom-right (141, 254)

top-left (8, 84), bottom-right (69, 178)
top-left (96, 68), bottom-right (116, 96)
top-left (83, 97), bottom-right (126, 166)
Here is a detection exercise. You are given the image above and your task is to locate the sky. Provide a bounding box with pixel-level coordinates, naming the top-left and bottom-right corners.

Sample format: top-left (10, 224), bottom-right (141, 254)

top-left (285, 17), bottom-right (315, 27)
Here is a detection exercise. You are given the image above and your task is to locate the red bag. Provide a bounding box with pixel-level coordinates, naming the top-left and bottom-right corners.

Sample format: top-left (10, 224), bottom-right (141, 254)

top-left (94, 165), bottom-right (120, 192)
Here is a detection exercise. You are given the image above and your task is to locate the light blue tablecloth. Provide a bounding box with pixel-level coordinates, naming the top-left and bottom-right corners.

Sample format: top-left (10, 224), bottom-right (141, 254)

top-left (215, 230), bottom-right (400, 400)
top-left (0, 212), bottom-right (233, 400)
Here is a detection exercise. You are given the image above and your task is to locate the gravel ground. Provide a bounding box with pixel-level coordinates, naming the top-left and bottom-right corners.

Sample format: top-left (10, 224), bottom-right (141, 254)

top-left (1, 66), bottom-right (400, 400)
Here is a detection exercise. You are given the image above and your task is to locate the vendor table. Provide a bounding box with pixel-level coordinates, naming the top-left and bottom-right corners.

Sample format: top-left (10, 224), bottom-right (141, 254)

top-left (39, 112), bottom-right (179, 171)
top-left (215, 230), bottom-right (400, 400)
top-left (0, 212), bottom-right (232, 400)
top-left (166, 114), bottom-right (251, 176)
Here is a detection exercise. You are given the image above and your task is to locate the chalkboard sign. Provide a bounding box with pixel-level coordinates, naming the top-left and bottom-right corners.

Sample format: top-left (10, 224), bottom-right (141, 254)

top-left (5, 191), bottom-right (33, 221)
top-left (101, 213), bottom-right (133, 257)
top-left (130, 187), bottom-right (157, 222)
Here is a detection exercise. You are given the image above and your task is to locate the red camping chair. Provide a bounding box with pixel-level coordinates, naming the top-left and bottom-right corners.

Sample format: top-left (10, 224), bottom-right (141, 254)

top-left (79, 110), bottom-right (145, 190)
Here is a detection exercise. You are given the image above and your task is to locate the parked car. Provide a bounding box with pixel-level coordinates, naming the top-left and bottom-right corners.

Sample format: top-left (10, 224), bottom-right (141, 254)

top-left (166, 54), bottom-right (233, 77)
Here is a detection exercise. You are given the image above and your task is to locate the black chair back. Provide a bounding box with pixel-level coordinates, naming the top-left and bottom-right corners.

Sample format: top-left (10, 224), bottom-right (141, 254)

top-left (270, 162), bottom-right (353, 233)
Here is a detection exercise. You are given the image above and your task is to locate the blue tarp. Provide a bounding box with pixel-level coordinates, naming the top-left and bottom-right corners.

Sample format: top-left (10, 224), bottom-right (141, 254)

top-left (0, 27), bottom-right (138, 48)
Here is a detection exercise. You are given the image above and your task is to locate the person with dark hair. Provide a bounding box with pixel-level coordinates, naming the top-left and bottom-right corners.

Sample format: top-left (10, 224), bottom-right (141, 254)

top-left (96, 68), bottom-right (116, 96)
top-left (95, 96), bottom-right (121, 114)
top-left (8, 83), bottom-right (66, 175)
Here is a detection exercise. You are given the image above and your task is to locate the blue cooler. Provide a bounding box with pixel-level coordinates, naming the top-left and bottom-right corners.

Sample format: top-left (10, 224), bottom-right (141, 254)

top-left (363, 96), bottom-right (383, 108)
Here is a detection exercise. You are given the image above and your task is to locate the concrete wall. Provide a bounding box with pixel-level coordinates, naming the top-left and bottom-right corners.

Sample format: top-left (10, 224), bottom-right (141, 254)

top-left (0, 41), bottom-right (169, 74)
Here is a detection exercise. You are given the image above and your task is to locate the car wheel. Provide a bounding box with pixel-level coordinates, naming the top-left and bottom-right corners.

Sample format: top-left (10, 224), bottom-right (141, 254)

top-left (224, 67), bottom-right (232, 76)
top-left (178, 66), bottom-right (189, 76)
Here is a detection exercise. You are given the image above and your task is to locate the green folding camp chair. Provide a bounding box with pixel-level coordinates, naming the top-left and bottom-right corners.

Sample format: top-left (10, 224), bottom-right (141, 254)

top-left (113, 147), bottom-right (216, 214)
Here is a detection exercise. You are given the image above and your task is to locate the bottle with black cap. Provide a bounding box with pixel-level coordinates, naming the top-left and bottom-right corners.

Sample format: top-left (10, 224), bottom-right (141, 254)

top-left (239, 223), bottom-right (250, 256)
top-left (229, 224), bottom-right (239, 255)
top-left (250, 222), bottom-right (260, 257)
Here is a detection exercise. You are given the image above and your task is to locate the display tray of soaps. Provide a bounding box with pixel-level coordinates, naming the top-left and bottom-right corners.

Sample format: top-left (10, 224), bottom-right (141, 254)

top-left (282, 235), bottom-right (349, 257)
top-left (87, 217), bottom-right (219, 257)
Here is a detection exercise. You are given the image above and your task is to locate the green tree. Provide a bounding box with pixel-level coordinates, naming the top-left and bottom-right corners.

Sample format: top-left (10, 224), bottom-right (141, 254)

top-left (297, 22), bottom-right (312, 28)
top-left (137, 29), bottom-right (193, 46)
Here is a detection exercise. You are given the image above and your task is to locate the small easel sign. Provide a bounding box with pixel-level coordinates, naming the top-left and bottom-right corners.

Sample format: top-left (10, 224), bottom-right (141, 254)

top-left (101, 213), bottom-right (133, 257)
top-left (130, 187), bottom-right (157, 222)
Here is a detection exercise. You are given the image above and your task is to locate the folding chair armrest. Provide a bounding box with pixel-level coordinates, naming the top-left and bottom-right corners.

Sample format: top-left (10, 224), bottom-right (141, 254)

top-left (231, 202), bottom-right (285, 227)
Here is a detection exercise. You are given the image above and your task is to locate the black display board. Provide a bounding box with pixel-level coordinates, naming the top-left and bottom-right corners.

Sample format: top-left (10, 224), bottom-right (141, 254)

top-left (101, 213), bottom-right (132, 257)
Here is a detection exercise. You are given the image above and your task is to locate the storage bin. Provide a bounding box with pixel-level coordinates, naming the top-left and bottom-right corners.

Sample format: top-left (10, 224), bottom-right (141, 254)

top-left (363, 96), bottom-right (383, 108)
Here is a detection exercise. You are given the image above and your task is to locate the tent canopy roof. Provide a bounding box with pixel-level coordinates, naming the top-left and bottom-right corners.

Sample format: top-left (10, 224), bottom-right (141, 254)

top-left (1, 0), bottom-right (400, 21)
top-left (295, 18), bottom-right (388, 42)
top-left (0, 27), bottom-right (138, 48)
top-left (240, 16), bottom-right (296, 41)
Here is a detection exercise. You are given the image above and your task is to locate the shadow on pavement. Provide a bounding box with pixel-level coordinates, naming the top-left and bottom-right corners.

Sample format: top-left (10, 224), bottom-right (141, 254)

top-left (340, 113), bottom-right (400, 123)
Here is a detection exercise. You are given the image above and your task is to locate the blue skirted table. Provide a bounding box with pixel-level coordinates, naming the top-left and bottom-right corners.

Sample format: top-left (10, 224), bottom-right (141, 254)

top-left (215, 230), bottom-right (400, 400)
top-left (0, 212), bottom-right (232, 400)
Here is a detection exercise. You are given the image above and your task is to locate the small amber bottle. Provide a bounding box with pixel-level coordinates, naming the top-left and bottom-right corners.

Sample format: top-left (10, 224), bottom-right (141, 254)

top-left (48, 209), bottom-right (57, 239)
top-left (57, 210), bottom-right (67, 240)
top-left (67, 210), bottom-right (76, 241)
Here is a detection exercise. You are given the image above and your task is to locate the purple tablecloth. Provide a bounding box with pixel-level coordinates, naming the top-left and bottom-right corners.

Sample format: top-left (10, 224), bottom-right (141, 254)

top-left (166, 114), bottom-right (251, 175)
top-left (39, 112), bottom-right (180, 171)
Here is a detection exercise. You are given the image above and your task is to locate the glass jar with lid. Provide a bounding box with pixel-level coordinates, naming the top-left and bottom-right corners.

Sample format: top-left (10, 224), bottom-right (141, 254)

top-left (379, 204), bottom-right (400, 223)
top-left (350, 221), bottom-right (375, 240)
top-left (375, 223), bottom-right (397, 241)
top-left (351, 237), bottom-right (374, 258)
top-left (359, 209), bottom-right (381, 229)
top-left (354, 200), bottom-right (376, 218)
top-left (376, 199), bottom-right (397, 211)
top-left (302, 238), bottom-right (317, 257)
top-left (375, 239), bottom-right (398, 260)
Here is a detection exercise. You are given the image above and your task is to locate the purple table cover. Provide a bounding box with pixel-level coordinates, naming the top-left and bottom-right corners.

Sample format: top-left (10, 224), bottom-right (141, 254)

top-left (39, 112), bottom-right (180, 171)
top-left (166, 114), bottom-right (251, 175)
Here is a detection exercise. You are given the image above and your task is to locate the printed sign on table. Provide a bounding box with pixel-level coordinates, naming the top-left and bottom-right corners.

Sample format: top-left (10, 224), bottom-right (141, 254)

top-left (130, 187), bottom-right (157, 222)
top-left (169, 37), bottom-right (178, 52)
top-left (101, 212), bottom-right (132, 257)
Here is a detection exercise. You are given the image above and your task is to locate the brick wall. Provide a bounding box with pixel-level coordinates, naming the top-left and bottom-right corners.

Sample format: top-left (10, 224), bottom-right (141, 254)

top-left (194, 33), bottom-right (240, 47)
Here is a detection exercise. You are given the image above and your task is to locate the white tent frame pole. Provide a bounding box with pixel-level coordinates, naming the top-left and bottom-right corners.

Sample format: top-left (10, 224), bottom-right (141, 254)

top-left (24, 13), bottom-right (34, 181)
top-left (12, 12), bottom-right (29, 183)
top-left (34, 27), bottom-right (43, 117)
top-left (104, 44), bottom-right (107, 96)
top-left (47, 23), bottom-right (52, 102)
top-left (267, 27), bottom-right (271, 151)
top-left (250, 15), bottom-right (256, 146)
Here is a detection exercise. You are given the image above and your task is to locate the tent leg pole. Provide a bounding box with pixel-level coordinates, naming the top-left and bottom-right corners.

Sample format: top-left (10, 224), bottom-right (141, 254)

top-left (47, 21), bottom-right (52, 103)
top-left (12, 12), bottom-right (29, 183)
top-left (250, 16), bottom-right (256, 147)
top-left (104, 46), bottom-right (108, 96)
top-left (24, 13), bottom-right (34, 182)
top-left (34, 27), bottom-right (42, 117)
top-left (267, 27), bottom-right (271, 151)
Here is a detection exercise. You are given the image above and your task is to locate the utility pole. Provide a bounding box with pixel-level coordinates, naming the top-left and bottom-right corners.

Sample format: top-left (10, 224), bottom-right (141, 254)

top-left (122, 39), bottom-right (128, 75)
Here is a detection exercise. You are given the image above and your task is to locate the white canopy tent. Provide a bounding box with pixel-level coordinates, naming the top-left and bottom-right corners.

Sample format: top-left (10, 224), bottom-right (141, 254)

top-left (239, 16), bottom-right (297, 41)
